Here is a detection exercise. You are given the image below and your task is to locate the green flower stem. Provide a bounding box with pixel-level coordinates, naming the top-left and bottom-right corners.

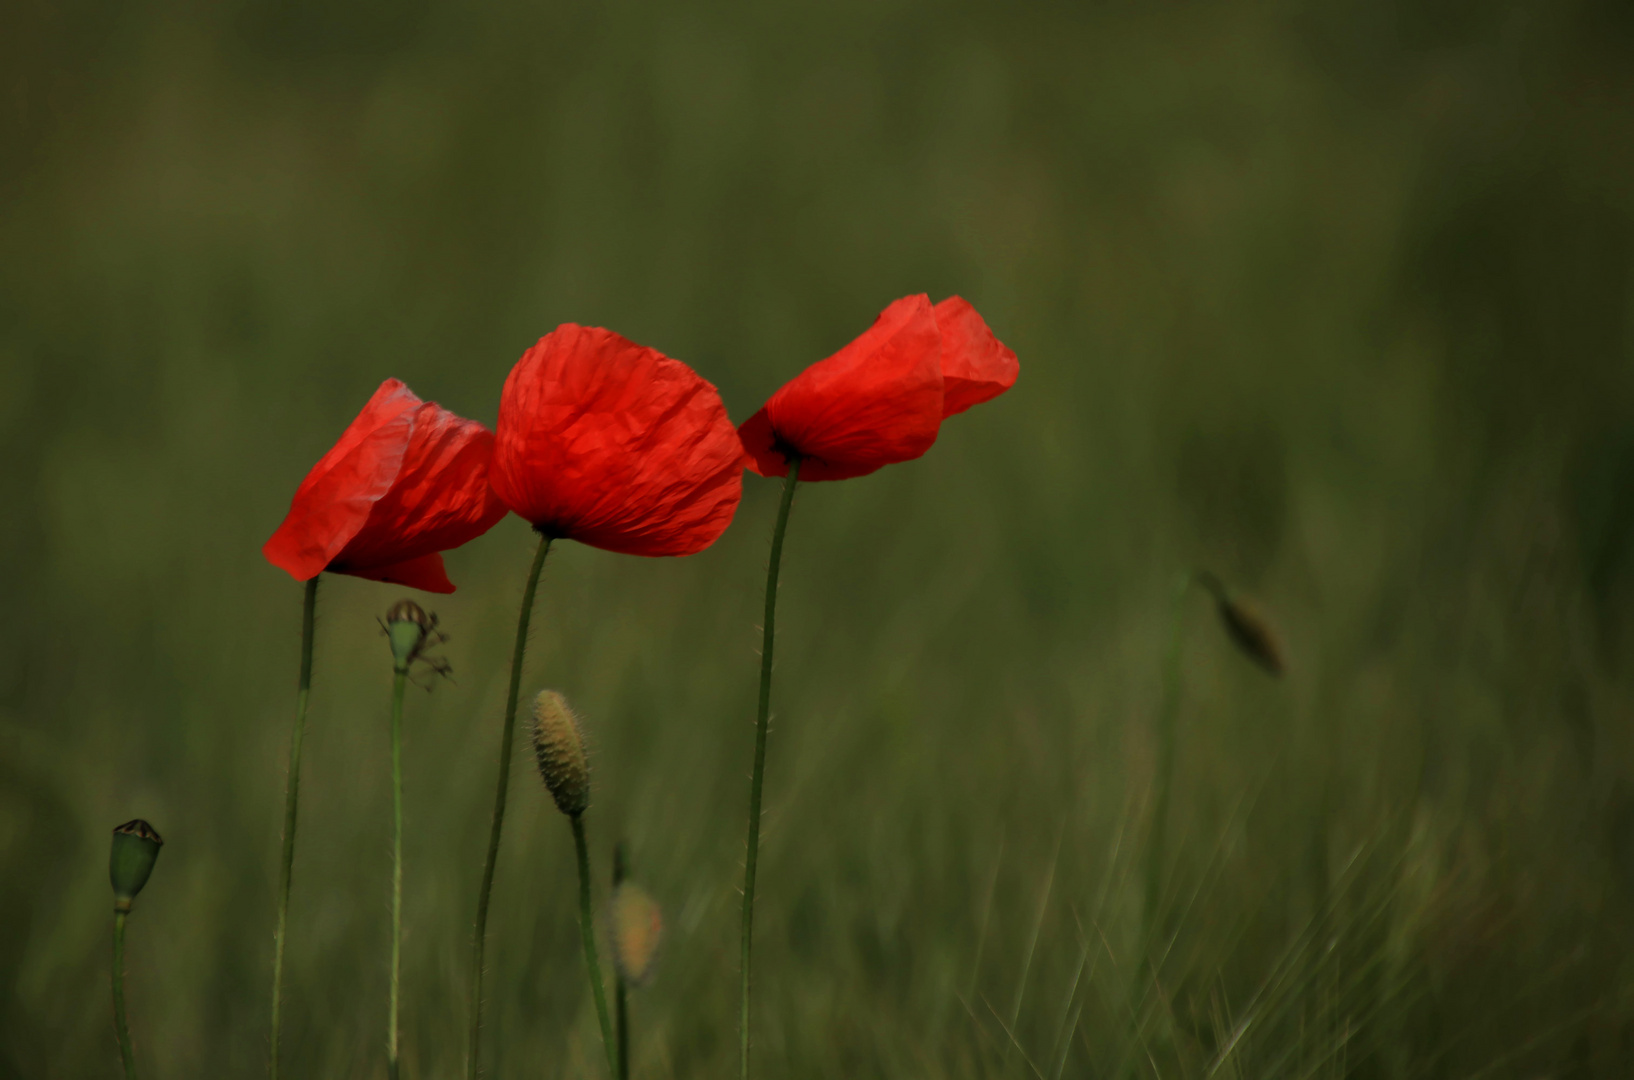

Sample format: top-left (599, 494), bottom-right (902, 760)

top-left (468, 533), bottom-right (553, 1080)
top-left (572, 815), bottom-right (617, 1076)
top-left (388, 668), bottom-right (408, 1080)
top-left (1143, 573), bottom-right (1192, 955)
top-left (612, 847), bottom-right (629, 1080)
top-left (271, 574), bottom-right (319, 1080)
top-left (740, 458), bottom-right (801, 1080)
top-left (615, 979), bottom-right (629, 1080)
top-left (113, 909), bottom-right (136, 1080)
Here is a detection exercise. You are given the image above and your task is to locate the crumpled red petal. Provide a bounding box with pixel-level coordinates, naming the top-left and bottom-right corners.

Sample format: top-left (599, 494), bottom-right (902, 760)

top-left (335, 400), bottom-right (509, 573)
top-left (491, 325), bottom-right (746, 557)
top-left (934, 296), bottom-right (1019, 417)
top-left (263, 379), bottom-right (507, 591)
top-left (263, 380), bottom-right (420, 582)
top-left (740, 294), bottom-right (944, 482)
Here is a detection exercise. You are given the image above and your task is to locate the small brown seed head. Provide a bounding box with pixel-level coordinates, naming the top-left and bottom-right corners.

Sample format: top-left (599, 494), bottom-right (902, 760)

top-left (385, 599), bottom-right (431, 672)
top-left (385, 599), bottom-right (429, 626)
top-left (530, 690), bottom-right (589, 817)
top-left (608, 882), bottom-right (663, 985)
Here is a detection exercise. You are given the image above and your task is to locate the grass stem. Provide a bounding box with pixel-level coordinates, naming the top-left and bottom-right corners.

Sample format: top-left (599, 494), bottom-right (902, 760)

top-left (468, 534), bottom-right (552, 1079)
top-left (388, 668), bottom-right (408, 1080)
top-left (572, 815), bottom-right (617, 1077)
top-left (113, 909), bottom-right (136, 1080)
top-left (270, 574), bottom-right (319, 1080)
top-left (613, 845), bottom-right (629, 1080)
top-left (740, 459), bottom-right (800, 1080)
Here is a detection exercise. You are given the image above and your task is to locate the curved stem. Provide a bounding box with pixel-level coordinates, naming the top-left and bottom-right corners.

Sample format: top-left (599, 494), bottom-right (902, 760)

top-left (271, 574), bottom-right (319, 1080)
top-left (113, 909), bottom-right (136, 1080)
top-left (739, 460), bottom-right (801, 1080)
top-left (468, 534), bottom-right (553, 1080)
top-left (388, 669), bottom-right (408, 1080)
top-left (572, 816), bottom-right (617, 1077)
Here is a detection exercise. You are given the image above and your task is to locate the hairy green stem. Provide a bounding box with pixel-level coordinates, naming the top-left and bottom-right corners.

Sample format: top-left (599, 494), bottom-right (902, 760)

top-left (388, 668), bottom-right (408, 1080)
top-left (572, 816), bottom-right (617, 1076)
top-left (270, 574), bottom-right (319, 1080)
top-left (468, 534), bottom-right (552, 1079)
top-left (612, 845), bottom-right (629, 1080)
top-left (113, 909), bottom-right (136, 1080)
top-left (740, 459), bottom-right (801, 1080)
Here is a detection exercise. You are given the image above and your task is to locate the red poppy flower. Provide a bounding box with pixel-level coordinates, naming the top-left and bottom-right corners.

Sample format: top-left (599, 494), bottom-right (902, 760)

top-left (738, 294), bottom-right (1018, 481)
top-left (263, 379), bottom-right (508, 593)
top-left (932, 296), bottom-right (1020, 418)
top-left (490, 324), bottom-right (745, 557)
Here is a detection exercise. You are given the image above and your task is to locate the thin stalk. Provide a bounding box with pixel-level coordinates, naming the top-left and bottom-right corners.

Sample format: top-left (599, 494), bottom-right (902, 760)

top-left (388, 668), bottom-right (408, 1080)
top-left (613, 846), bottom-right (629, 1080)
top-left (572, 815), bottom-right (617, 1077)
top-left (740, 459), bottom-right (801, 1080)
top-left (615, 981), bottom-right (628, 1080)
top-left (1143, 573), bottom-right (1191, 954)
top-left (113, 909), bottom-right (136, 1080)
top-left (468, 534), bottom-right (553, 1079)
top-left (271, 574), bottom-right (319, 1080)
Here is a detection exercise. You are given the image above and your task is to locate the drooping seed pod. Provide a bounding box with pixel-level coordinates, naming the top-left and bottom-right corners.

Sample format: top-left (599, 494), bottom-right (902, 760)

top-left (384, 599), bottom-right (432, 673)
top-left (530, 690), bottom-right (590, 817)
top-left (110, 820), bottom-right (164, 911)
top-left (608, 882), bottom-right (663, 985)
top-left (1196, 571), bottom-right (1285, 676)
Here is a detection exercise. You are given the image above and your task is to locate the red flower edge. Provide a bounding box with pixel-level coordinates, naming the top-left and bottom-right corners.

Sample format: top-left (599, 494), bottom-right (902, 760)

top-left (740, 294), bottom-right (1017, 481)
top-left (934, 296), bottom-right (1019, 418)
top-left (263, 379), bottom-right (507, 593)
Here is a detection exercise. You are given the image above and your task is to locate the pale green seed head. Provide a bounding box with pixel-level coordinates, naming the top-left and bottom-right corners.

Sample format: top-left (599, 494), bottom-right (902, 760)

top-left (530, 690), bottom-right (589, 817)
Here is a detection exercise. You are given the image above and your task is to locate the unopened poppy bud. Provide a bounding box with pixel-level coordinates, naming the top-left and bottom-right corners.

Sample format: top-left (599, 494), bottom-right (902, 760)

top-left (385, 599), bottom-right (430, 672)
top-left (110, 819), bottom-right (163, 911)
top-left (1197, 572), bottom-right (1285, 676)
top-left (530, 690), bottom-right (589, 817)
top-left (608, 882), bottom-right (663, 985)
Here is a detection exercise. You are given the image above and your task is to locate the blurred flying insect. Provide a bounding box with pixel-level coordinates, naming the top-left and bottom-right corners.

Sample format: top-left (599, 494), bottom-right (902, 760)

top-left (1194, 570), bottom-right (1285, 677)
top-left (380, 599), bottom-right (454, 688)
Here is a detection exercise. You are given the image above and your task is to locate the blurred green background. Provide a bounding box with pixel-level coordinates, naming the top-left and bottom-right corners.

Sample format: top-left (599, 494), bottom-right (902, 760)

top-left (5, 0), bottom-right (1634, 1076)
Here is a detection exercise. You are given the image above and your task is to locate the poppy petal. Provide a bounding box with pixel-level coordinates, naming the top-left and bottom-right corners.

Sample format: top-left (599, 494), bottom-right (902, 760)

top-left (262, 380), bottom-right (420, 582)
top-left (341, 551), bottom-right (456, 594)
top-left (736, 407), bottom-right (787, 477)
top-left (492, 325), bottom-right (746, 557)
top-left (933, 296), bottom-right (1018, 418)
top-left (744, 294), bottom-right (944, 482)
top-left (335, 400), bottom-right (510, 576)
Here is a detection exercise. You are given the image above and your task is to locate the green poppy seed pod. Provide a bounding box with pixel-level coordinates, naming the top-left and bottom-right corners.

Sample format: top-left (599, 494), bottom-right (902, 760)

top-left (385, 599), bottom-right (430, 672)
top-left (608, 882), bottom-right (663, 985)
top-left (109, 819), bottom-right (163, 911)
top-left (530, 690), bottom-right (589, 817)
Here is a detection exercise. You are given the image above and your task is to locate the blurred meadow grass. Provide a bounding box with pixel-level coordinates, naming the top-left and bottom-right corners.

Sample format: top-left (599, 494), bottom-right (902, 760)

top-left (5, 0), bottom-right (1634, 1076)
